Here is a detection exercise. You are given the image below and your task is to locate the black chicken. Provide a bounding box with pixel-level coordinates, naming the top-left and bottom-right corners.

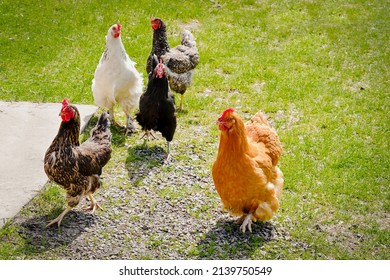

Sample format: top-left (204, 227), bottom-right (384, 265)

top-left (136, 55), bottom-right (177, 158)
top-left (146, 17), bottom-right (199, 110)
top-left (44, 99), bottom-right (112, 227)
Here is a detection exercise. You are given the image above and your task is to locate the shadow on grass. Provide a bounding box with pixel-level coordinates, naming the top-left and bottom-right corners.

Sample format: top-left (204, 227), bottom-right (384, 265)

top-left (15, 210), bottom-right (96, 256)
top-left (110, 124), bottom-right (128, 147)
top-left (196, 219), bottom-right (277, 259)
top-left (176, 108), bottom-right (189, 116)
top-left (125, 143), bottom-right (168, 180)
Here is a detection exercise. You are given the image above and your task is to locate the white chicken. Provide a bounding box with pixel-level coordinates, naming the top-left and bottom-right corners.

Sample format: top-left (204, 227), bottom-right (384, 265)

top-left (92, 23), bottom-right (143, 134)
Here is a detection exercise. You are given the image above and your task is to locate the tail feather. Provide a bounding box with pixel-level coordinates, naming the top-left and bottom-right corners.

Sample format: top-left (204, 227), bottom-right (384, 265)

top-left (250, 112), bottom-right (272, 128)
top-left (160, 30), bottom-right (198, 75)
top-left (181, 30), bottom-right (196, 48)
top-left (90, 112), bottom-right (111, 143)
top-left (246, 112), bottom-right (282, 166)
top-left (95, 112), bottom-right (111, 132)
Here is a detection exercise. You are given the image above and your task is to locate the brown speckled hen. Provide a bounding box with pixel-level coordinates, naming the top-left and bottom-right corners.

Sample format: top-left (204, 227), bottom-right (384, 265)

top-left (44, 99), bottom-right (112, 227)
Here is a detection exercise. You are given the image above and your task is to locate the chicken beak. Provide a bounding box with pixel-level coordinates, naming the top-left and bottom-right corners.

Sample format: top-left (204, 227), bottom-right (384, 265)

top-left (216, 120), bottom-right (225, 131)
top-left (217, 119), bottom-right (231, 132)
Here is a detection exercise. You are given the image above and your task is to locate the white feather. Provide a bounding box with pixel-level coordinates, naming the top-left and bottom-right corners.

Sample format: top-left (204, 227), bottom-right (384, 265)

top-left (92, 24), bottom-right (143, 115)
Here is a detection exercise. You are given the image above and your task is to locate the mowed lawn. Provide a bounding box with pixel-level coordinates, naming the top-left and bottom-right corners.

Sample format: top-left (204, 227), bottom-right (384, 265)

top-left (0, 0), bottom-right (389, 259)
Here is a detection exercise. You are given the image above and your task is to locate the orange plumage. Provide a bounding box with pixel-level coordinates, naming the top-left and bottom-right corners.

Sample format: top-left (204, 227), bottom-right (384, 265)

top-left (212, 108), bottom-right (284, 232)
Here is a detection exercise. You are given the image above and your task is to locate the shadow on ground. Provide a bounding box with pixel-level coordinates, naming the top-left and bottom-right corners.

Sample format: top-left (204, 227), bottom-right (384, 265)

top-left (196, 218), bottom-right (278, 259)
top-left (15, 210), bottom-right (96, 255)
top-left (126, 144), bottom-right (168, 179)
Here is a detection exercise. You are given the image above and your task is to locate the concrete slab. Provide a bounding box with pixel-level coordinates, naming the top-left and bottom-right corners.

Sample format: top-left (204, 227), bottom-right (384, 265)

top-left (0, 101), bottom-right (98, 229)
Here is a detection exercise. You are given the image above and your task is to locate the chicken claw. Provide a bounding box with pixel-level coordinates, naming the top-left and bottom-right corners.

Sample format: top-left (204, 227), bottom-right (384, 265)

top-left (141, 130), bottom-right (157, 140)
top-left (239, 214), bottom-right (253, 233)
top-left (46, 206), bottom-right (72, 228)
top-left (83, 202), bottom-right (104, 213)
top-left (83, 194), bottom-right (105, 213)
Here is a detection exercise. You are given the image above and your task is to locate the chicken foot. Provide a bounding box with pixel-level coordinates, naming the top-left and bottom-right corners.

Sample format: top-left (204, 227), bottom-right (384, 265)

top-left (83, 193), bottom-right (104, 213)
top-left (46, 206), bottom-right (73, 228)
top-left (141, 130), bottom-right (157, 140)
top-left (239, 214), bottom-right (253, 233)
top-left (107, 109), bottom-right (137, 135)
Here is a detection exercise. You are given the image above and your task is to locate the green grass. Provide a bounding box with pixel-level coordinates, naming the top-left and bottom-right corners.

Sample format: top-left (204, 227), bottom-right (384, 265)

top-left (0, 0), bottom-right (389, 259)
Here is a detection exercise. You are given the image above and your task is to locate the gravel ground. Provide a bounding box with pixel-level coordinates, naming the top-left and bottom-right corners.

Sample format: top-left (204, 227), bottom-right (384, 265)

top-left (12, 124), bottom-right (295, 260)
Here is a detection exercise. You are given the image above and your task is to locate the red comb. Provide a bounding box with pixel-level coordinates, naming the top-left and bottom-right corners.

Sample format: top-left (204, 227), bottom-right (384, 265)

top-left (117, 23), bottom-right (121, 31)
top-left (218, 108), bottom-right (235, 121)
top-left (62, 98), bottom-right (70, 107)
top-left (151, 17), bottom-right (161, 30)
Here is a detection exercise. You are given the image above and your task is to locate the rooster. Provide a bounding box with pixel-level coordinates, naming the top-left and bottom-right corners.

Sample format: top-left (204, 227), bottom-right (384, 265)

top-left (212, 108), bottom-right (284, 233)
top-left (146, 17), bottom-right (199, 110)
top-left (44, 99), bottom-right (112, 227)
top-left (136, 55), bottom-right (177, 158)
top-left (92, 23), bottom-right (143, 134)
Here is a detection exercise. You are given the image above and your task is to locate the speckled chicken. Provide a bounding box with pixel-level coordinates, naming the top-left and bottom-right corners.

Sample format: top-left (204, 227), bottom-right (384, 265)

top-left (212, 108), bottom-right (284, 233)
top-left (146, 17), bottom-right (199, 110)
top-left (44, 99), bottom-right (112, 227)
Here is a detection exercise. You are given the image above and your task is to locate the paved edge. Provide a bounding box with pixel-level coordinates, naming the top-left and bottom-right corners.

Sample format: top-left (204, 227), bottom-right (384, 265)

top-left (0, 101), bottom-right (98, 229)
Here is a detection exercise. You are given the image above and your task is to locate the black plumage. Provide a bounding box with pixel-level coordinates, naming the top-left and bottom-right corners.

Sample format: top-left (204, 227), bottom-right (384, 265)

top-left (136, 56), bottom-right (177, 156)
top-left (146, 18), bottom-right (170, 74)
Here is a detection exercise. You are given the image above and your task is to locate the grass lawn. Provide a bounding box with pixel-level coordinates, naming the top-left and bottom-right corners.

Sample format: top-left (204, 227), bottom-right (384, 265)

top-left (0, 0), bottom-right (389, 259)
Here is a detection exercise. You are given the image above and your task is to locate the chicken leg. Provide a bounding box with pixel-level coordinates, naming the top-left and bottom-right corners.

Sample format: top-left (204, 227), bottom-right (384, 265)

top-left (141, 130), bottom-right (157, 140)
top-left (83, 193), bottom-right (104, 213)
top-left (46, 206), bottom-right (73, 228)
top-left (239, 214), bottom-right (253, 233)
top-left (179, 94), bottom-right (184, 111)
top-left (166, 141), bottom-right (172, 161)
top-left (108, 108), bottom-right (120, 127)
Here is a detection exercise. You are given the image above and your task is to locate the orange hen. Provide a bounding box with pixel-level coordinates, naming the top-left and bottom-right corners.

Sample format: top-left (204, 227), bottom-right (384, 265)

top-left (212, 108), bottom-right (284, 232)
